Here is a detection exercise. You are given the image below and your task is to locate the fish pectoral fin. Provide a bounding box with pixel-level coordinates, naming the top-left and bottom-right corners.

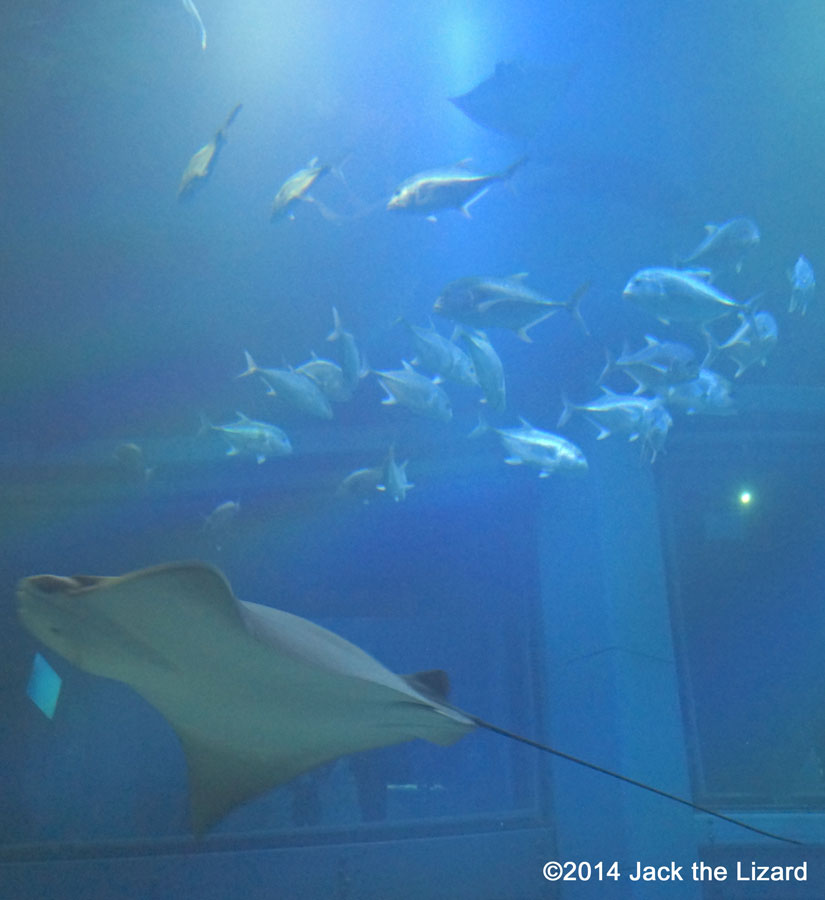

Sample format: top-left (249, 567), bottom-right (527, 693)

top-left (462, 186), bottom-right (489, 213)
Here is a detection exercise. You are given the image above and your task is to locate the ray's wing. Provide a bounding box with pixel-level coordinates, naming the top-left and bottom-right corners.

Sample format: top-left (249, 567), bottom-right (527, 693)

top-left (17, 562), bottom-right (474, 835)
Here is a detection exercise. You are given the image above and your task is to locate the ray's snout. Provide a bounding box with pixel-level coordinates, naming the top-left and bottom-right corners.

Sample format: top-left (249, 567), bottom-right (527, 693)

top-left (21, 575), bottom-right (75, 595)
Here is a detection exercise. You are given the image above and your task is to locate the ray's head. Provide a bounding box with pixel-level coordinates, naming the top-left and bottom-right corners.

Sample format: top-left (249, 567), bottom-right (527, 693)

top-left (17, 573), bottom-right (107, 669)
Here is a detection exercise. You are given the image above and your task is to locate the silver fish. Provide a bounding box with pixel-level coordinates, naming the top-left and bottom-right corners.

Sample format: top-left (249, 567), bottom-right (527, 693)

top-left (435, 274), bottom-right (588, 341)
top-left (326, 307), bottom-right (365, 391)
top-left (456, 327), bottom-right (506, 411)
top-left (373, 361), bottom-right (452, 422)
top-left (656, 368), bottom-right (735, 416)
top-left (641, 403), bottom-right (673, 463)
top-left (335, 465), bottom-right (384, 502)
top-left (680, 217), bottom-right (760, 272)
top-left (296, 354), bottom-right (352, 402)
top-left (788, 255), bottom-right (815, 315)
top-left (181, 0), bottom-right (207, 50)
top-left (712, 311), bottom-right (777, 378)
top-left (558, 388), bottom-right (669, 442)
top-left (178, 104), bottom-right (242, 199)
top-left (386, 157), bottom-right (526, 221)
top-left (335, 466), bottom-right (384, 503)
top-left (114, 442), bottom-right (154, 482)
top-left (493, 418), bottom-right (587, 477)
top-left (203, 500), bottom-right (240, 533)
top-left (271, 155), bottom-right (346, 221)
top-left (239, 351), bottom-right (333, 420)
top-left (202, 412), bottom-right (292, 463)
top-left (600, 334), bottom-right (698, 394)
top-left (377, 445), bottom-right (413, 502)
top-left (401, 320), bottom-right (477, 386)
top-left (623, 267), bottom-right (752, 325)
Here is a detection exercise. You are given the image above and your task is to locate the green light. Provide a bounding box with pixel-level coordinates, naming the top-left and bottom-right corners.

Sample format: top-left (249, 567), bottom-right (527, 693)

top-left (738, 490), bottom-right (752, 506)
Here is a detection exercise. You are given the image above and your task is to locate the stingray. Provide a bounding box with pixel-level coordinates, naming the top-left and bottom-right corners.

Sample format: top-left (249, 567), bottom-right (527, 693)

top-left (16, 562), bottom-right (800, 842)
top-left (449, 61), bottom-right (577, 140)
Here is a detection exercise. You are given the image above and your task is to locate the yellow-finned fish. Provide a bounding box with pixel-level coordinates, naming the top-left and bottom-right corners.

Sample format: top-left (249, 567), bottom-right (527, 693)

top-left (177, 104), bottom-right (242, 199)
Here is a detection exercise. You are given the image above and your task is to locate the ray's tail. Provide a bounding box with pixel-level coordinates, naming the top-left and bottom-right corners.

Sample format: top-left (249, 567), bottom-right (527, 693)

top-left (473, 716), bottom-right (804, 846)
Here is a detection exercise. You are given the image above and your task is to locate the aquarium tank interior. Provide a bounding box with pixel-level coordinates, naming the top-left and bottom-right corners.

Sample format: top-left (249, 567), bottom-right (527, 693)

top-left (1, 0), bottom-right (824, 897)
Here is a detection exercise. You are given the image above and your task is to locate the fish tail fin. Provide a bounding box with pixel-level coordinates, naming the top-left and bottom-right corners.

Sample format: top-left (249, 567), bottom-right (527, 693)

top-left (565, 281), bottom-right (591, 336)
top-left (501, 155), bottom-right (529, 181)
top-left (326, 307), bottom-right (343, 341)
top-left (330, 151), bottom-right (352, 186)
top-left (222, 103), bottom-right (243, 135)
top-left (197, 413), bottom-right (213, 437)
top-left (598, 348), bottom-right (615, 385)
top-left (237, 350), bottom-right (258, 378)
top-left (468, 412), bottom-right (489, 439)
top-left (700, 327), bottom-right (720, 369)
top-left (744, 292), bottom-right (763, 314)
top-left (557, 394), bottom-right (574, 428)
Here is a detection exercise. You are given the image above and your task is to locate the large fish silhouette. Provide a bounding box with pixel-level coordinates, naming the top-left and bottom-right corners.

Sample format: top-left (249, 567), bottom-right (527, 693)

top-left (449, 61), bottom-right (576, 139)
top-left (17, 561), bottom-right (799, 842)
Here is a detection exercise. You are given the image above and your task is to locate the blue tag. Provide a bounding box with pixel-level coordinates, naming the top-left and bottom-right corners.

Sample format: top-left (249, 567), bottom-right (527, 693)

top-left (26, 653), bottom-right (62, 720)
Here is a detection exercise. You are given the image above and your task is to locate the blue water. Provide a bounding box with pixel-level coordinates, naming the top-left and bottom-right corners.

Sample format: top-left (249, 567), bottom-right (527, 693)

top-left (2, 0), bottom-right (825, 896)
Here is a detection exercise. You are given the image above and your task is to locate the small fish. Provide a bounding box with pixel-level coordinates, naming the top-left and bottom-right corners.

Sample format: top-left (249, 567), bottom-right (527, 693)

top-left (641, 403), bottom-right (673, 463)
top-left (489, 418), bottom-right (588, 477)
top-left (377, 445), bottom-right (413, 502)
top-left (788, 255), bottom-right (815, 315)
top-left (296, 353), bottom-right (352, 402)
top-left (435, 274), bottom-right (588, 341)
top-left (455, 327), bottom-right (506, 411)
top-left (114, 442), bottom-right (154, 482)
top-left (203, 500), bottom-right (240, 533)
top-left (326, 307), bottom-right (366, 391)
top-left (177, 104), bottom-right (242, 199)
top-left (181, 0), bottom-right (207, 50)
top-left (656, 369), bottom-right (735, 416)
top-left (270, 155), bottom-right (346, 221)
top-left (709, 311), bottom-right (778, 378)
top-left (239, 351), bottom-right (333, 420)
top-left (600, 335), bottom-right (698, 394)
top-left (622, 267), bottom-right (753, 326)
top-left (201, 412), bottom-right (292, 463)
top-left (558, 389), bottom-right (669, 443)
top-left (401, 319), bottom-right (477, 387)
top-left (335, 465), bottom-right (385, 502)
top-left (373, 361), bottom-right (452, 422)
top-left (387, 157), bottom-right (526, 221)
top-left (680, 217), bottom-right (760, 273)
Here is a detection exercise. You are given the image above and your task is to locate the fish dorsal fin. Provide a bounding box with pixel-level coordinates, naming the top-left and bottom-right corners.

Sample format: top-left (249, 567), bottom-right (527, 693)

top-left (508, 272), bottom-right (529, 280)
top-left (517, 416), bottom-right (533, 428)
top-left (234, 411), bottom-right (251, 422)
top-left (402, 669), bottom-right (451, 702)
top-left (704, 223), bottom-right (718, 233)
top-left (643, 334), bottom-right (660, 346)
top-left (600, 386), bottom-right (619, 397)
top-left (454, 157), bottom-right (473, 168)
top-left (307, 156), bottom-right (319, 168)
top-left (401, 359), bottom-right (415, 372)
